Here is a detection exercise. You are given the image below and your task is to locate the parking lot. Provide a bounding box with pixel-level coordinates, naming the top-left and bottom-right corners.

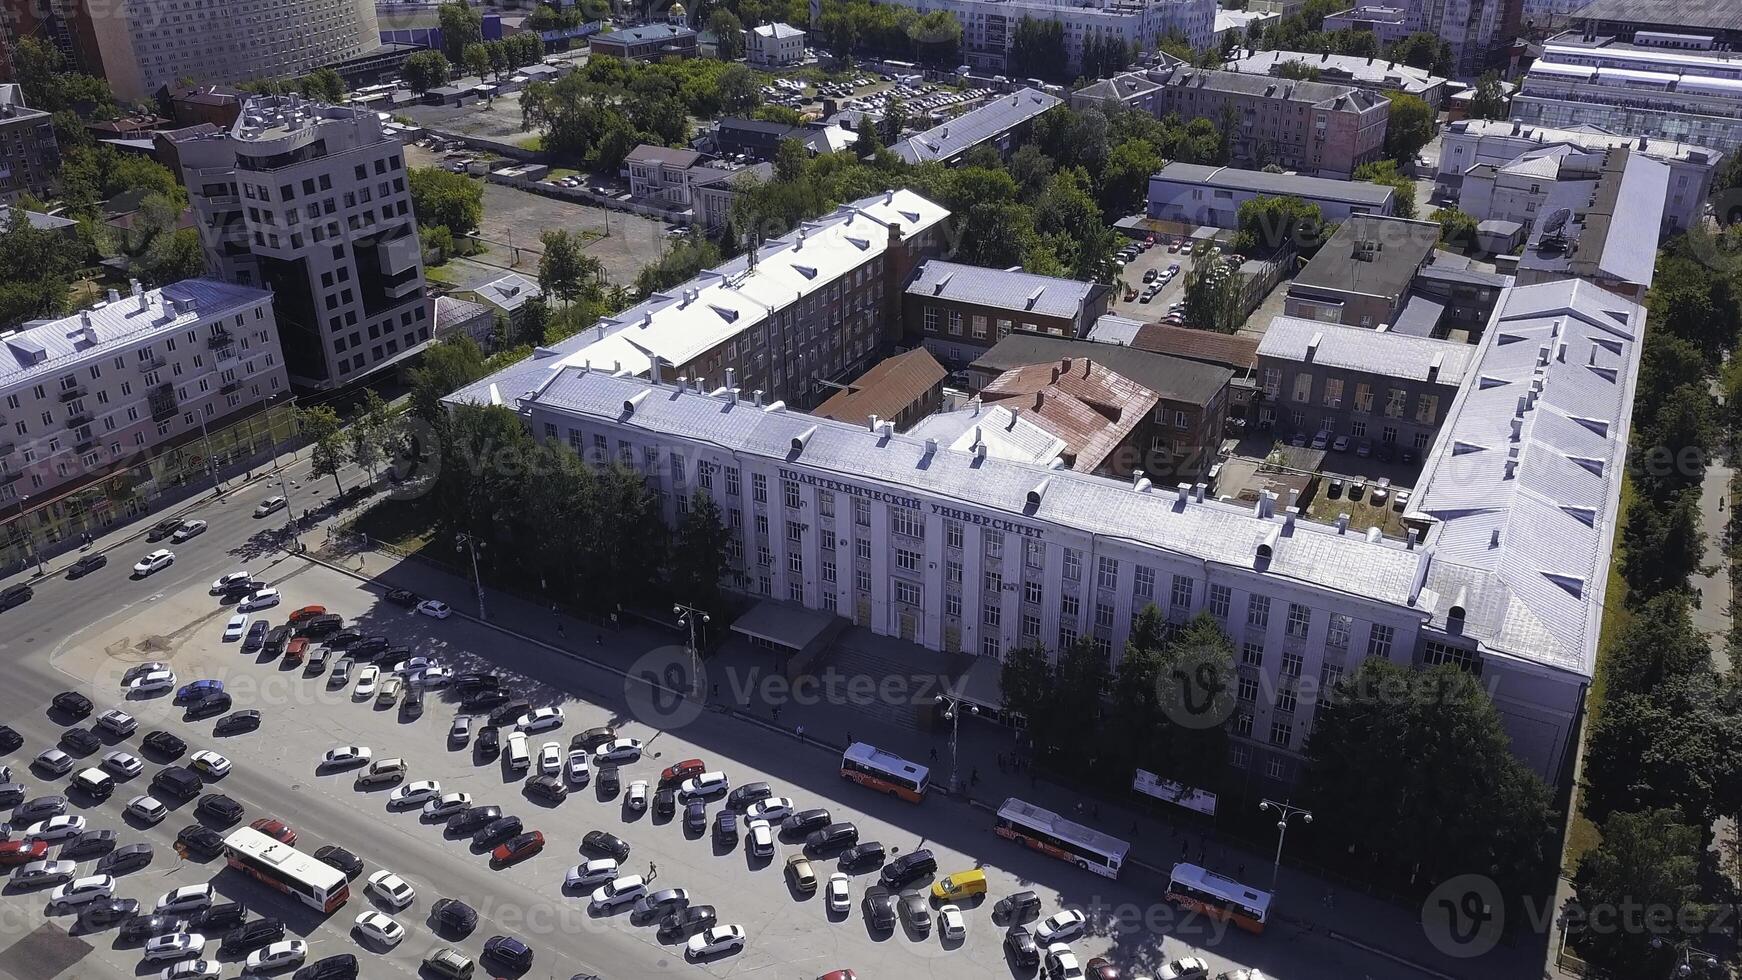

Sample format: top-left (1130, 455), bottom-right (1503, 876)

top-left (0, 547), bottom-right (1266, 980)
top-left (1108, 236), bottom-right (1199, 322)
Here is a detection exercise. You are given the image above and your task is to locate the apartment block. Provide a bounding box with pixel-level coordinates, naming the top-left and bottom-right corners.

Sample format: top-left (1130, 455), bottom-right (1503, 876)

top-left (1224, 50), bottom-right (1449, 107)
top-left (878, 0), bottom-right (1214, 74)
top-left (890, 89), bottom-right (1062, 166)
top-left (903, 260), bottom-right (1111, 373)
top-left (1148, 162), bottom-right (1396, 228)
top-left (1514, 32), bottom-right (1742, 154)
top-left (0, 85), bottom-right (59, 205)
top-left (814, 347), bottom-right (948, 433)
top-left (174, 96), bottom-right (429, 391)
top-left (748, 23), bottom-right (805, 68)
top-left (0, 278), bottom-right (289, 512)
top-left (1321, 5), bottom-right (1414, 48)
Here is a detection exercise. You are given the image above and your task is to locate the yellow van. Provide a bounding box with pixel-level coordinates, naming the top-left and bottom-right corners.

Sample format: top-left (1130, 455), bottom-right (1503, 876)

top-left (931, 868), bottom-right (988, 902)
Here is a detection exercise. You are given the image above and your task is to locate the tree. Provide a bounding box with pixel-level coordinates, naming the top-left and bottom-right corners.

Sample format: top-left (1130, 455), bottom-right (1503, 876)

top-left (349, 388), bottom-right (395, 481)
top-left (301, 405), bottom-right (348, 494)
top-left (1274, 59), bottom-right (1321, 80)
top-left (11, 37), bottom-right (116, 118)
top-left (1386, 32), bottom-right (1451, 75)
top-left (408, 166), bottom-right (485, 238)
top-left (709, 9), bottom-right (746, 60)
top-left (298, 68), bottom-right (346, 103)
top-left (537, 229), bottom-right (602, 306)
top-left (1571, 810), bottom-right (1711, 979)
top-left (877, 98), bottom-right (907, 147)
top-left (518, 297), bottom-right (551, 347)
top-left (1601, 593), bottom-right (1713, 702)
top-left (1232, 194), bottom-right (1327, 254)
top-left (634, 233), bottom-right (723, 297)
top-left (1353, 159), bottom-right (1418, 220)
top-left (1429, 206), bottom-right (1477, 250)
top-left (463, 42), bottom-right (491, 82)
top-left (1008, 143), bottom-right (1053, 196)
top-left (670, 490), bottom-right (731, 617)
top-left (403, 51), bottom-right (452, 94)
top-left (1619, 488), bottom-right (1705, 599)
top-left (716, 63), bottom-right (760, 114)
top-left (1633, 383), bottom-right (1718, 500)
top-left (1469, 71), bottom-right (1508, 121)
top-left (1301, 659), bottom-right (1555, 897)
top-left (408, 334), bottom-right (488, 425)
top-left (1182, 252), bottom-right (1243, 331)
top-left (1097, 139), bottom-right (1163, 221)
top-left (1380, 92), bottom-right (1435, 170)
top-left (854, 115), bottom-right (881, 155)
top-left (438, 1), bottom-right (484, 62)
top-left (1108, 611), bottom-right (1235, 792)
top-left (0, 205), bottom-right (78, 327)
top-left (1009, 18), bottom-right (1067, 83)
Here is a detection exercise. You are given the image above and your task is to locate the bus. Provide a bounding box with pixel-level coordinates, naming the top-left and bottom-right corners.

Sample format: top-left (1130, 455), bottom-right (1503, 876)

top-left (840, 742), bottom-right (929, 803)
top-left (222, 827), bottom-right (350, 913)
top-left (993, 797), bottom-right (1130, 879)
top-left (1165, 862), bottom-right (1271, 934)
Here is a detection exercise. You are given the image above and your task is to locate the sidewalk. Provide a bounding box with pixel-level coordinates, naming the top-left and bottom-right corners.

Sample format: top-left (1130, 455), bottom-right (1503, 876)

top-left (314, 536), bottom-right (1544, 980)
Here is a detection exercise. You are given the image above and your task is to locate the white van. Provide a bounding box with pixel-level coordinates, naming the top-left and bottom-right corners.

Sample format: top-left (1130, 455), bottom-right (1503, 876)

top-left (505, 731), bottom-right (530, 771)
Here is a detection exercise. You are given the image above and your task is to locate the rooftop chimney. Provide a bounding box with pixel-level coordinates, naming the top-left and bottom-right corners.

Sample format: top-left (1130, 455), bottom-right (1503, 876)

top-left (753, 389), bottom-right (765, 407)
top-left (1335, 513), bottom-right (1349, 533)
top-left (867, 414), bottom-right (881, 432)
top-left (1176, 482), bottom-right (1190, 503)
top-left (1366, 527), bottom-right (1383, 543)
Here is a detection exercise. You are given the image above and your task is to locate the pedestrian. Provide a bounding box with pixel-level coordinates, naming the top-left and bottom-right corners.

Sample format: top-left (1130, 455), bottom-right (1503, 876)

top-left (1180, 842), bottom-right (1189, 860)
top-left (969, 767), bottom-right (979, 786)
top-left (1238, 863), bottom-right (1245, 877)
top-left (846, 730), bottom-right (854, 745)
top-left (711, 683), bottom-right (719, 698)
top-left (648, 861), bottom-right (658, 881)
top-left (929, 747), bottom-right (938, 762)
top-left (772, 705), bottom-right (782, 722)
top-left (594, 633), bottom-right (602, 645)
top-left (556, 623), bottom-right (565, 638)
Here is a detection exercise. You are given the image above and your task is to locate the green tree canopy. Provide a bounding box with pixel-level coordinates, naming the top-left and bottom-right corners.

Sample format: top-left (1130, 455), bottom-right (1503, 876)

top-left (408, 166), bottom-right (485, 238)
top-left (1353, 158), bottom-right (1418, 219)
top-left (402, 51), bottom-right (452, 94)
top-left (1571, 810), bottom-right (1712, 979)
top-left (438, 1), bottom-right (484, 62)
top-left (1380, 92), bottom-right (1435, 171)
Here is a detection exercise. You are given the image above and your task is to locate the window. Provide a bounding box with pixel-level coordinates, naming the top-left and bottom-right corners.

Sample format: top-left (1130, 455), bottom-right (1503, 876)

top-left (1094, 602), bottom-right (1113, 629)
top-left (896, 549), bottom-right (921, 572)
top-left (984, 529), bottom-right (1003, 559)
top-left (1319, 661), bottom-right (1344, 692)
top-left (1424, 641), bottom-right (1482, 675)
top-left (789, 581), bottom-right (804, 602)
top-left (1022, 614), bottom-right (1041, 638)
top-left (788, 552), bottom-right (803, 574)
top-left (1237, 677), bottom-right (1259, 703)
top-left (1280, 651), bottom-right (1303, 678)
top-left (982, 634), bottom-right (1002, 658)
top-left (1024, 538), bottom-right (1044, 569)
top-left (1097, 556), bottom-right (1118, 590)
top-left (698, 461), bottom-right (713, 490)
top-left (1170, 574), bottom-right (1193, 609)
top-left (1367, 624), bottom-right (1394, 661)
top-left (752, 473), bottom-right (767, 502)
top-left (946, 559), bottom-right (963, 584)
top-left (854, 498), bottom-right (870, 527)
top-left (1024, 580), bottom-right (1042, 604)
top-left (924, 306), bottom-right (939, 333)
top-left (1247, 594), bottom-right (1270, 629)
top-left (1415, 393), bottom-right (1439, 425)
top-left (1326, 613), bottom-right (1352, 648)
top-left (894, 580), bottom-right (921, 606)
top-left (1354, 383), bottom-right (1373, 413)
top-left (1266, 758), bottom-right (1287, 780)
top-left (1063, 548), bottom-right (1081, 582)
top-left (1233, 712), bottom-right (1253, 738)
top-left (1268, 719), bottom-right (1292, 747)
top-left (1285, 603), bottom-right (1311, 639)
top-left (891, 506), bottom-right (924, 539)
top-left (1291, 373), bottom-right (1312, 403)
top-left (818, 491), bottom-right (833, 517)
top-left (1241, 641), bottom-right (1264, 666)
top-left (945, 520), bottom-right (963, 549)
top-left (1134, 565), bottom-right (1155, 599)
top-left (1209, 584), bottom-right (1231, 620)
top-left (1322, 378), bottom-right (1343, 408)
top-left (1262, 368), bottom-right (1281, 398)
top-left (984, 568), bottom-right (1003, 594)
top-left (856, 539), bottom-right (871, 561)
top-left (946, 593), bottom-right (962, 617)
top-left (1384, 388), bottom-right (1405, 418)
top-left (822, 558), bottom-right (837, 583)
top-left (758, 546), bottom-right (772, 567)
top-left (725, 466), bottom-right (740, 496)
top-left (786, 520), bottom-right (803, 543)
top-left (1061, 593), bottom-right (1080, 620)
top-left (947, 311), bottom-right (962, 335)
top-left (856, 567), bottom-right (871, 592)
top-left (670, 453), bottom-right (686, 484)
top-left (983, 603), bottom-right (1002, 628)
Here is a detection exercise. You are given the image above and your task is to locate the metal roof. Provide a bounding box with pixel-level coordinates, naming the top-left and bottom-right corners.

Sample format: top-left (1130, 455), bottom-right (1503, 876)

top-left (751, 22), bottom-right (805, 38)
top-left (891, 88), bottom-right (1061, 165)
top-left (980, 358), bottom-right (1162, 473)
top-left (1258, 316), bottom-right (1475, 385)
top-left (813, 347), bottom-right (947, 426)
top-left (1518, 148), bottom-right (1665, 288)
top-left (1224, 49), bottom-right (1447, 95)
top-left (1152, 162), bottom-right (1396, 206)
top-left (905, 404), bottom-right (1067, 465)
top-left (906, 260), bottom-right (1100, 320)
top-left (625, 144), bottom-right (705, 168)
top-left (1290, 216), bottom-right (1441, 300)
top-left (1563, 0), bottom-right (1742, 31)
top-left (972, 333), bottom-right (1233, 406)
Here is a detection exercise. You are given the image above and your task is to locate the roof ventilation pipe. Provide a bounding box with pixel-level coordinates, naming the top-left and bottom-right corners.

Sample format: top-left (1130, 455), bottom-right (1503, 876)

top-left (1027, 478), bottom-right (1051, 508)
top-left (624, 390), bottom-right (649, 415)
top-left (792, 426), bottom-right (817, 453)
top-left (1257, 526), bottom-right (1279, 561)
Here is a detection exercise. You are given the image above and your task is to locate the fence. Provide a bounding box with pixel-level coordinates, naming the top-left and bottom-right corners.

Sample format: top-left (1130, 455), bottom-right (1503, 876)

top-left (486, 171), bottom-right (692, 225)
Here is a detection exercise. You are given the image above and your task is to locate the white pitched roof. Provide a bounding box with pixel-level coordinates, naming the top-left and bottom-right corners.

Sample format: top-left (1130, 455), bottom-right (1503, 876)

top-left (1258, 316), bottom-right (1476, 386)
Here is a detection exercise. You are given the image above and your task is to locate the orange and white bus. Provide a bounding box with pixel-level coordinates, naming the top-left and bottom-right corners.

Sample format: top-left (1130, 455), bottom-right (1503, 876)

top-left (1165, 862), bottom-right (1271, 934)
top-left (223, 827), bottom-right (350, 913)
top-left (993, 797), bottom-right (1130, 879)
top-left (840, 742), bottom-right (929, 803)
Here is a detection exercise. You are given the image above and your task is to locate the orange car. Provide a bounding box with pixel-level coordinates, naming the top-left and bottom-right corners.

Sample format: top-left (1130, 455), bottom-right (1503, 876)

top-left (660, 759), bottom-right (705, 786)
top-left (286, 605), bottom-right (328, 625)
top-left (251, 817), bottom-right (298, 845)
top-left (0, 839), bottom-right (47, 865)
top-left (284, 637), bottom-right (309, 666)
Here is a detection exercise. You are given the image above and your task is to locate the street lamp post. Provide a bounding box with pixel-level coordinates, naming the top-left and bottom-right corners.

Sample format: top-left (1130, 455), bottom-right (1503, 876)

top-left (1651, 939), bottom-right (1720, 978)
top-left (197, 410), bottom-right (221, 495)
top-left (1258, 798), bottom-right (1312, 897)
top-left (15, 495), bottom-right (43, 577)
top-left (935, 696), bottom-right (977, 793)
top-left (455, 532), bottom-right (487, 621)
top-left (673, 603), bottom-right (709, 699)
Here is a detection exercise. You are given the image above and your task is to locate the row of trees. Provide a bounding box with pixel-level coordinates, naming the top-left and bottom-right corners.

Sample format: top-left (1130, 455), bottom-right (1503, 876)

top-left (820, 0), bottom-right (963, 67)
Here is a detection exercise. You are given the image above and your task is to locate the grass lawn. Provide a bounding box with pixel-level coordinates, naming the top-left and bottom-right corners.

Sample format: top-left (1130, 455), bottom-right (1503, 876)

top-left (348, 496), bottom-right (436, 556)
top-left (517, 135), bottom-right (543, 151)
top-left (424, 264), bottom-right (459, 286)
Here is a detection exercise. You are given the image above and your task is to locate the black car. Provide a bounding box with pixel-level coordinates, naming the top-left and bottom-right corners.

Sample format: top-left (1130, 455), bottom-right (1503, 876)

top-left (385, 588), bottom-right (421, 608)
top-left (713, 810), bottom-right (738, 845)
top-left (0, 583), bottom-right (31, 610)
top-left (146, 517), bottom-right (184, 542)
top-left (432, 898), bottom-right (478, 936)
top-left (142, 730), bottom-right (187, 758)
top-left (654, 785), bottom-right (676, 819)
top-left (447, 805), bottom-right (502, 836)
top-left (880, 848), bottom-right (937, 889)
top-left (453, 672), bottom-right (499, 694)
top-left (726, 781), bottom-right (772, 811)
top-left (196, 792), bottom-right (244, 825)
top-left (61, 828), bottom-right (118, 859)
top-left (527, 775), bottom-right (567, 803)
top-left (187, 692), bottom-right (232, 720)
top-left (77, 897), bottom-right (140, 929)
top-left (51, 691), bottom-right (93, 719)
top-left (488, 702), bottom-right (532, 728)
top-left (263, 626), bottom-right (292, 657)
top-left (899, 892), bottom-right (931, 933)
top-left (242, 621), bottom-right (270, 651)
top-left (60, 726), bottom-right (100, 754)
top-left (467, 689), bottom-right (511, 712)
top-left (119, 914), bottom-right (187, 944)
top-left (473, 815), bottom-right (522, 848)
top-left (569, 727), bottom-right (616, 752)
top-left (660, 904), bottom-right (717, 937)
top-left (840, 840), bottom-right (886, 869)
top-left (214, 709), bottom-right (262, 735)
top-left (0, 724), bottom-right (21, 752)
top-left (807, 822), bottom-right (860, 853)
top-left (220, 917), bottom-right (284, 955)
top-left (596, 766), bottom-right (619, 797)
top-left (474, 726), bottom-right (500, 760)
top-left (99, 842), bottom-right (155, 875)
top-left (683, 800), bottom-right (707, 833)
top-left (152, 767), bottom-right (202, 799)
top-left (1005, 925), bottom-right (1041, 967)
top-left (293, 954), bottom-right (359, 980)
top-left (314, 845), bottom-right (364, 879)
top-left (299, 614), bottom-right (344, 638)
top-left (347, 637), bottom-right (389, 660)
top-left (66, 554), bottom-right (107, 579)
top-left (863, 886), bottom-right (897, 930)
top-left (193, 901), bottom-right (248, 932)
top-left (324, 630), bottom-right (362, 648)
top-left (483, 935), bottom-right (533, 970)
top-left (176, 824), bottom-right (225, 857)
top-left (782, 808), bottom-right (831, 835)
top-left (220, 579), bottom-right (258, 600)
top-left (995, 890), bottom-right (1042, 924)
top-left (582, 830), bottom-right (630, 860)
top-left (14, 795), bottom-right (66, 822)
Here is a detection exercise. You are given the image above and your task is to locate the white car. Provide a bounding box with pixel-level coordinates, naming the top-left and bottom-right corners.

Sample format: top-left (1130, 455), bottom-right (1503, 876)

top-left (590, 874), bottom-right (646, 909)
top-left (97, 708), bottom-right (137, 735)
top-left (389, 780), bottom-right (441, 807)
top-left (686, 924), bottom-right (746, 958)
top-left (211, 572), bottom-right (251, 594)
top-left (938, 904), bottom-right (966, 940)
top-left (679, 771), bottom-right (728, 800)
top-left (564, 859), bottom-right (617, 890)
top-left (367, 869), bottom-right (415, 909)
top-left (1036, 908), bottom-right (1088, 943)
top-left (353, 910), bottom-right (404, 946)
top-left (416, 600), bottom-right (451, 619)
top-left (128, 670), bottom-right (176, 694)
top-left (592, 737), bottom-right (643, 765)
top-left (744, 796), bottom-right (794, 822)
top-left (14, 859), bottom-right (77, 886)
top-left (354, 666), bottom-right (379, 698)
top-left (133, 550), bottom-right (175, 576)
top-left (222, 615), bottom-right (249, 642)
top-left (26, 814), bottom-right (86, 842)
top-left (124, 661), bottom-right (171, 683)
top-left (35, 748), bottom-right (72, 776)
top-left (103, 750), bottom-right (144, 777)
top-left (825, 872), bottom-right (850, 913)
top-left (422, 792), bottom-right (472, 819)
top-left (155, 884), bottom-right (215, 914)
top-left (415, 666), bottom-right (452, 687)
top-left (322, 745), bottom-right (371, 768)
top-left (515, 707), bottom-right (563, 732)
top-left (538, 742), bottom-right (561, 775)
top-left (49, 874), bottom-right (115, 909)
top-left (253, 497), bottom-right (287, 518)
top-left (143, 933), bottom-right (207, 962)
top-left (625, 779), bottom-right (648, 811)
top-left (190, 751), bottom-right (230, 777)
top-left (389, 656), bottom-right (431, 675)
top-left (244, 940), bottom-right (307, 974)
top-left (1158, 956), bottom-right (1211, 980)
top-left (1047, 944), bottom-right (1084, 980)
top-left (160, 961), bottom-right (221, 980)
top-left (126, 795), bottom-right (168, 825)
top-left (240, 588), bottom-right (281, 611)
top-left (565, 750), bottom-right (591, 786)
top-left (171, 520), bottom-right (207, 542)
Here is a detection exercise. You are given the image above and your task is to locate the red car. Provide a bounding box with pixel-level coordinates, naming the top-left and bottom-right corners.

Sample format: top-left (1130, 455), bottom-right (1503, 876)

top-left (1085, 958), bottom-right (1121, 980)
top-left (660, 759), bottom-right (705, 786)
top-left (817, 972), bottom-right (857, 980)
top-left (284, 638), bottom-right (309, 666)
top-left (286, 605), bottom-right (327, 625)
top-left (491, 831), bottom-right (544, 865)
top-left (0, 839), bottom-right (47, 865)
top-left (250, 818), bottom-right (298, 845)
